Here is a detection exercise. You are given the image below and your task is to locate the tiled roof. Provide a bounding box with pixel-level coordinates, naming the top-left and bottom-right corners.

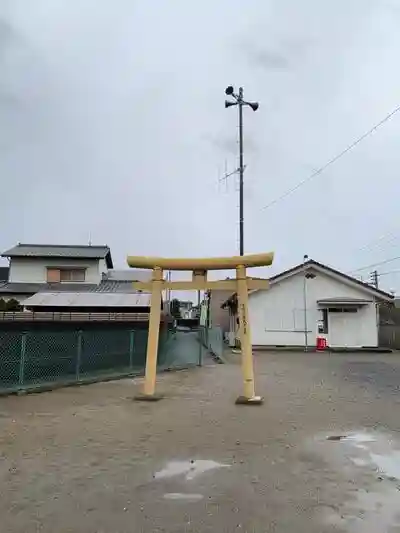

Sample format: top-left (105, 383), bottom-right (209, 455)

top-left (1, 244), bottom-right (113, 268)
top-left (0, 280), bottom-right (145, 295)
top-left (95, 279), bottom-right (150, 293)
top-left (0, 282), bottom-right (45, 294)
top-left (105, 269), bottom-right (151, 282)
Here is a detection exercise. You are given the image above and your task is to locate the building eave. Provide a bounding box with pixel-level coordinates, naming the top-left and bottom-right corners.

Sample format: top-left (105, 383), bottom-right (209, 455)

top-left (220, 259), bottom-right (394, 308)
top-left (269, 260), bottom-right (393, 301)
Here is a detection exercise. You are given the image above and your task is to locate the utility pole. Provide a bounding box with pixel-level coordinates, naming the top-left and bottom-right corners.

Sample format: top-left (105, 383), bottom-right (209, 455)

top-left (224, 86), bottom-right (259, 256)
top-left (303, 254), bottom-right (309, 352)
top-left (238, 89), bottom-right (244, 257)
top-left (370, 270), bottom-right (379, 289)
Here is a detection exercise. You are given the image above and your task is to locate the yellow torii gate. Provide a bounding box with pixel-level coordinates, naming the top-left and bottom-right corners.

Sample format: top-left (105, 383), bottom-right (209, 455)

top-left (127, 252), bottom-right (274, 404)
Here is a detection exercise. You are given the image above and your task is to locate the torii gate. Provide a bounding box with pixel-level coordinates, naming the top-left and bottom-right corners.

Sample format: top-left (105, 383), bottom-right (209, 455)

top-left (127, 252), bottom-right (274, 404)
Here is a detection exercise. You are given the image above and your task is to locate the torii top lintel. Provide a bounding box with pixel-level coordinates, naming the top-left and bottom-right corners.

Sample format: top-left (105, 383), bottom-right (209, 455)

top-left (126, 252), bottom-right (274, 271)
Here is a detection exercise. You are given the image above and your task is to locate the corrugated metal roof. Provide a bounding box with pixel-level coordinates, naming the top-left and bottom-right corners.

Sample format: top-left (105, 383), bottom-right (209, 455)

top-left (1, 244), bottom-right (113, 268)
top-left (24, 292), bottom-right (152, 308)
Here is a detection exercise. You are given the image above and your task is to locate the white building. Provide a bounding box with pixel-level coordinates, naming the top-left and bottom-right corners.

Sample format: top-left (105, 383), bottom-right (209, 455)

top-left (222, 259), bottom-right (393, 349)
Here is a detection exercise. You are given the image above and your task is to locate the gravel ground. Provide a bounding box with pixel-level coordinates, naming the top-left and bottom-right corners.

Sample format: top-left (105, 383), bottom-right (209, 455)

top-left (1, 351), bottom-right (400, 533)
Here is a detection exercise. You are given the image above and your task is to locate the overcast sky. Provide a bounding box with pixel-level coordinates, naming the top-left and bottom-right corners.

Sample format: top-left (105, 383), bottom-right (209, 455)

top-left (1, 0), bottom-right (400, 292)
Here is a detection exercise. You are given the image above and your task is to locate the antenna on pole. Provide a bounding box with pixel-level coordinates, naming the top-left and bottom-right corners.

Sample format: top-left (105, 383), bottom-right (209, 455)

top-left (218, 159), bottom-right (242, 193)
top-left (218, 160), bottom-right (246, 192)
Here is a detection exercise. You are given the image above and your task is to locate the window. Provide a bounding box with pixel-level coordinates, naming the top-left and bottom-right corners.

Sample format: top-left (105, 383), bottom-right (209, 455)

top-left (47, 268), bottom-right (85, 282)
top-left (47, 268), bottom-right (60, 282)
top-left (318, 308), bottom-right (329, 333)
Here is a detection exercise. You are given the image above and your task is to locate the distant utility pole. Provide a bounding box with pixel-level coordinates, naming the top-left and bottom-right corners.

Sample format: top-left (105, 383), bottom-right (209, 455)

top-left (224, 86), bottom-right (259, 256)
top-left (303, 254), bottom-right (309, 352)
top-left (370, 270), bottom-right (379, 289)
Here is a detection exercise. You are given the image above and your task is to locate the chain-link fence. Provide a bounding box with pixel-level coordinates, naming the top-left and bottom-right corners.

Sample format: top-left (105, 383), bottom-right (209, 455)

top-left (0, 324), bottom-right (194, 395)
top-left (160, 328), bottom-right (208, 369)
top-left (198, 326), bottom-right (224, 361)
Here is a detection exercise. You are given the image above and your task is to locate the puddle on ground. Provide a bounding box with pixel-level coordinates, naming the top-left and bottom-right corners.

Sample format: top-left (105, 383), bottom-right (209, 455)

top-left (322, 431), bottom-right (400, 532)
top-left (344, 433), bottom-right (377, 451)
top-left (163, 493), bottom-right (204, 501)
top-left (324, 489), bottom-right (400, 533)
top-left (154, 459), bottom-right (229, 481)
top-left (350, 457), bottom-right (368, 467)
top-left (326, 433), bottom-right (376, 447)
top-left (370, 451), bottom-right (400, 480)
top-left (338, 432), bottom-right (400, 480)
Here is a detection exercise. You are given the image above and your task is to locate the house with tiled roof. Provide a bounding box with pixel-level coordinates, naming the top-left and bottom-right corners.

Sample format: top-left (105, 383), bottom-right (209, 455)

top-left (0, 243), bottom-right (153, 312)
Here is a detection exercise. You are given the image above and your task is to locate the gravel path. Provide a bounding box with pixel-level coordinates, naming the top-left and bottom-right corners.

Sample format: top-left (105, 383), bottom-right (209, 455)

top-left (1, 351), bottom-right (400, 532)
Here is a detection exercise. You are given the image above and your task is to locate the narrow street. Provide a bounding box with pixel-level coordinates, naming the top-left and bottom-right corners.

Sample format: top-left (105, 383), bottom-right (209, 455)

top-left (1, 352), bottom-right (400, 532)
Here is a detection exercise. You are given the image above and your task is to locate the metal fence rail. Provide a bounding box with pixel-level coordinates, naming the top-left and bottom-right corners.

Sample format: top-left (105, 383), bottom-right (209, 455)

top-left (0, 311), bottom-right (150, 322)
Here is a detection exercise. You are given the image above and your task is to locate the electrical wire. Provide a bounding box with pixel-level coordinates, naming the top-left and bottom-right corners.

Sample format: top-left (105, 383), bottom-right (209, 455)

top-left (262, 103), bottom-right (400, 211)
top-left (349, 256), bottom-right (400, 274)
top-left (377, 269), bottom-right (400, 277)
top-left (355, 229), bottom-right (400, 254)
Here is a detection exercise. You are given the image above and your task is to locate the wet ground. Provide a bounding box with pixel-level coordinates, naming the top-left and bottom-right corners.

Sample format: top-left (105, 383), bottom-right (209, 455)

top-left (1, 351), bottom-right (400, 532)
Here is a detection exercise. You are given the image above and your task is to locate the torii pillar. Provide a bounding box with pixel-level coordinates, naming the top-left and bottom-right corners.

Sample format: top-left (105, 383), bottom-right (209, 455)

top-left (127, 252), bottom-right (274, 404)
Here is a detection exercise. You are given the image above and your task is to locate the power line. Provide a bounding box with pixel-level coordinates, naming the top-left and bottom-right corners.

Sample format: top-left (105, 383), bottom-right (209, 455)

top-left (350, 255), bottom-right (400, 274)
top-left (377, 269), bottom-right (400, 277)
top-left (262, 103), bottom-right (400, 211)
top-left (355, 229), bottom-right (400, 254)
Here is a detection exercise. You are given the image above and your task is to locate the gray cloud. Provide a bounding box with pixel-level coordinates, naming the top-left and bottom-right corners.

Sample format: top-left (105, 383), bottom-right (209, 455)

top-left (1, 0), bottom-right (400, 292)
top-left (240, 43), bottom-right (291, 71)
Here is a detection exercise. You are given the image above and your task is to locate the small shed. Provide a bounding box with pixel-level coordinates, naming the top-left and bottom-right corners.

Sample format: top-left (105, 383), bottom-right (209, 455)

top-left (222, 259), bottom-right (393, 349)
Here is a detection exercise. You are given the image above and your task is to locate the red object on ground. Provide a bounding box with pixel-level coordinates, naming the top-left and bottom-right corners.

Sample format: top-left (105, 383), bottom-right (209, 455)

top-left (316, 337), bottom-right (327, 351)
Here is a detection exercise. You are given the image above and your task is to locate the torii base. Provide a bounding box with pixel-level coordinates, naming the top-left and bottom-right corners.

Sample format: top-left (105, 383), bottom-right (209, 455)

top-left (235, 395), bottom-right (264, 405)
top-left (134, 393), bottom-right (164, 402)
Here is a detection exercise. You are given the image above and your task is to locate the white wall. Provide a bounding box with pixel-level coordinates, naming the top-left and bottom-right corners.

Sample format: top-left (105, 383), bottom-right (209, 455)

top-left (248, 270), bottom-right (378, 348)
top-left (9, 258), bottom-right (102, 284)
top-left (98, 258), bottom-right (108, 277)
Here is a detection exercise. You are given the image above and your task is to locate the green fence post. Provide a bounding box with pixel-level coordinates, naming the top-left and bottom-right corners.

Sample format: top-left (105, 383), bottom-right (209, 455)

top-left (18, 332), bottom-right (27, 387)
top-left (198, 329), bottom-right (203, 367)
top-left (129, 330), bottom-right (135, 370)
top-left (76, 330), bottom-right (82, 381)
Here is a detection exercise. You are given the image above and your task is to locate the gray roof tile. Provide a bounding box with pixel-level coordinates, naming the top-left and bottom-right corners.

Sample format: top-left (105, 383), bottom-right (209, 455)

top-left (1, 243), bottom-right (113, 268)
top-left (104, 269), bottom-right (151, 282)
top-left (0, 282), bottom-right (44, 294)
top-left (0, 280), bottom-right (145, 295)
top-left (94, 280), bottom-right (147, 293)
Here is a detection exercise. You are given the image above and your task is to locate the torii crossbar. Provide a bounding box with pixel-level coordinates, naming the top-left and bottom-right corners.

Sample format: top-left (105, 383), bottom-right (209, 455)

top-left (127, 252), bottom-right (274, 404)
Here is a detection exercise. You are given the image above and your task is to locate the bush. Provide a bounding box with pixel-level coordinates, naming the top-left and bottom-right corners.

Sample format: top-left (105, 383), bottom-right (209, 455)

top-left (0, 298), bottom-right (22, 311)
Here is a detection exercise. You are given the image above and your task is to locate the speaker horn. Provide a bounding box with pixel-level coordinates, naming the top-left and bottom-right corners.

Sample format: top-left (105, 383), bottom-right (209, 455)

top-left (248, 101), bottom-right (259, 111)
